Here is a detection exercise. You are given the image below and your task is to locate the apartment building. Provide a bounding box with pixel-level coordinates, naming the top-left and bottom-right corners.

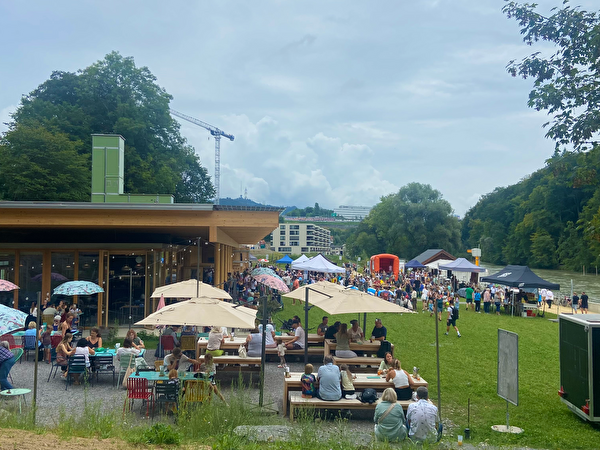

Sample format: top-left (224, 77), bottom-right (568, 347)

top-left (271, 223), bottom-right (332, 254)
top-left (333, 205), bottom-right (372, 221)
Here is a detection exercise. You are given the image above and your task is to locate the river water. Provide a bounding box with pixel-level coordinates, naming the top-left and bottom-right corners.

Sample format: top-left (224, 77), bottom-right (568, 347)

top-left (481, 262), bottom-right (600, 306)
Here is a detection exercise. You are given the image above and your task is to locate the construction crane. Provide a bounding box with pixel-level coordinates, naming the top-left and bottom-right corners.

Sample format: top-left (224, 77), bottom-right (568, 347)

top-left (170, 109), bottom-right (234, 205)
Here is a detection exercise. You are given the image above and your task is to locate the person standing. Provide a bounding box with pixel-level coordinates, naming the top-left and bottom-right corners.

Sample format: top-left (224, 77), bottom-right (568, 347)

top-left (474, 288), bottom-right (482, 313)
top-left (483, 288), bottom-right (492, 314)
top-left (580, 292), bottom-right (589, 314)
top-left (465, 285), bottom-right (474, 311)
top-left (572, 292), bottom-right (579, 314)
top-left (444, 299), bottom-right (462, 338)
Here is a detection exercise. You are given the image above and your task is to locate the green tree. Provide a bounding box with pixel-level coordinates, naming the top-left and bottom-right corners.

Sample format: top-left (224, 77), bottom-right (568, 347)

top-left (1, 51), bottom-right (214, 202)
top-left (0, 124), bottom-right (89, 201)
top-left (504, 1), bottom-right (600, 150)
top-left (530, 230), bottom-right (558, 268)
top-left (346, 183), bottom-right (461, 259)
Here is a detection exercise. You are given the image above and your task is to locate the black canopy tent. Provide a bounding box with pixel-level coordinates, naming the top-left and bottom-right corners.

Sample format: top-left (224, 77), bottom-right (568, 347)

top-left (481, 265), bottom-right (560, 290)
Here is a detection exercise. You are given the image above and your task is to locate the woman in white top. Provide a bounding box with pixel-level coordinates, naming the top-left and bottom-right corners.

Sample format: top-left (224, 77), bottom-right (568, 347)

top-left (74, 338), bottom-right (95, 369)
top-left (258, 323), bottom-right (277, 348)
top-left (386, 359), bottom-right (414, 400)
top-left (206, 326), bottom-right (224, 356)
top-left (30, 302), bottom-right (38, 318)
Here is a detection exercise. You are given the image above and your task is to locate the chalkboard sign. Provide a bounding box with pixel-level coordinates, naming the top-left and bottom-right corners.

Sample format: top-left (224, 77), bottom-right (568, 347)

top-left (498, 329), bottom-right (518, 406)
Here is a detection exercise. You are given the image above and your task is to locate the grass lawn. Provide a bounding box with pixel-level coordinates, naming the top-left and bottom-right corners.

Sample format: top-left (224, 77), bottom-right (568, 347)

top-left (273, 298), bottom-right (600, 449)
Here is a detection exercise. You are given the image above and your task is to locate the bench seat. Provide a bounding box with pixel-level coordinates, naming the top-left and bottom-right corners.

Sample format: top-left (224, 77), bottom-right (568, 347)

top-left (265, 347), bottom-right (324, 355)
top-left (288, 392), bottom-right (414, 420)
top-left (197, 355), bottom-right (261, 372)
top-left (332, 356), bottom-right (382, 369)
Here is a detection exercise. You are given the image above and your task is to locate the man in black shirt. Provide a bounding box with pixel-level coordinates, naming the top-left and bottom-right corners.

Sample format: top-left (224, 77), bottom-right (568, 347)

top-left (324, 321), bottom-right (340, 340)
top-left (580, 292), bottom-right (589, 314)
top-left (572, 292), bottom-right (580, 314)
top-left (370, 318), bottom-right (387, 341)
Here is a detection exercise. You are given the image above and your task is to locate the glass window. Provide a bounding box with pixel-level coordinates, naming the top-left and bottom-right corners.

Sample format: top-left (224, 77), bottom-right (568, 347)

top-left (18, 252), bottom-right (43, 314)
top-left (0, 252), bottom-right (16, 307)
top-left (78, 252), bottom-right (99, 328)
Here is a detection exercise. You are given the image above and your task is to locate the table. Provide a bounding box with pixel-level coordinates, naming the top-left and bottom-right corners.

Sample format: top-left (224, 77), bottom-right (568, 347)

top-left (282, 372), bottom-right (427, 416)
top-left (0, 388), bottom-right (31, 414)
top-left (129, 371), bottom-right (197, 382)
top-left (275, 334), bottom-right (324, 344)
top-left (324, 339), bottom-right (388, 357)
top-left (10, 330), bottom-right (61, 337)
top-left (196, 337), bottom-right (247, 357)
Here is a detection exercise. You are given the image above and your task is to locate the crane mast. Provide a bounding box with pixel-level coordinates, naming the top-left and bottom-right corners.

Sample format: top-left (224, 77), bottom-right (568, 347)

top-left (170, 109), bottom-right (234, 205)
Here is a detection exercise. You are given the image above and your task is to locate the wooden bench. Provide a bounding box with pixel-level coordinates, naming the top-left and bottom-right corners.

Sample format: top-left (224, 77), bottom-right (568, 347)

top-left (288, 392), bottom-right (415, 420)
top-left (197, 355), bottom-right (262, 372)
top-left (265, 347), bottom-right (324, 356)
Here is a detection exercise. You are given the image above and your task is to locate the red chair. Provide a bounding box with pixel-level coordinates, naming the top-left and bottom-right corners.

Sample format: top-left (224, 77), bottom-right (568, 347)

top-left (160, 335), bottom-right (175, 352)
top-left (123, 377), bottom-right (154, 417)
top-left (1, 334), bottom-right (23, 351)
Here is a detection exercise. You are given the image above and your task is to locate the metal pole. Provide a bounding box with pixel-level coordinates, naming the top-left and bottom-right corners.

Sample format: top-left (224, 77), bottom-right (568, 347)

top-left (304, 288), bottom-right (309, 364)
top-left (435, 298), bottom-right (442, 420)
top-left (259, 294), bottom-right (267, 407)
top-left (128, 268), bottom-right (133, 330)
top-left (197, 238), bottom-right (201, 298)
top-left (32, 292), bottom-right (42, 423)
top-left (506, 400), bottom-right (510, 430)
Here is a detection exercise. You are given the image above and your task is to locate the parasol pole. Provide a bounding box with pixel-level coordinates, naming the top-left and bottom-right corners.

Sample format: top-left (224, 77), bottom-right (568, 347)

top-left (32, 292), bottom-right (42, 424)
top-left (197, 237), bottom-right (201, 297)
top-left (435, 294), bottom-right (442, 421)
top-left (259, 294), bottom-right (267, 407)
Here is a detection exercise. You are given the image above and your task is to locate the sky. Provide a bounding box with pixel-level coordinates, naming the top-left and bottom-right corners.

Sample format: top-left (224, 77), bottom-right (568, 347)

top-left (1, 0), bottom-right (595, 216)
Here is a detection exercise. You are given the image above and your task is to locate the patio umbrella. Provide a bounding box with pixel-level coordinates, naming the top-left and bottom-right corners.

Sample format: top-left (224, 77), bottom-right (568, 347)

top-left (0, 304), bottom-right (28, 335)
top-left (53, 280), bottom-right (104, 296)
top-left (31, 273), bottom-right (68, 282)
top-left (0, 280), bottom-right (19, 292)
top-left (156, 293), bottom-right (166, 311)
top-left (150, 279), bottom-right (232, 300)
top-left (135, 297), bottom-right (257, 329)
top-left (253, 274), bottom-right (290, 293)
top-left (251, 267), bottom-right (279, 277)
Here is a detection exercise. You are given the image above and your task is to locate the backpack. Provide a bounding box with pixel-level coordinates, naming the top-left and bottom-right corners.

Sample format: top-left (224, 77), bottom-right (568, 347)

top-left (377, 340), bottom-right (392, 358)
top-left (452, 304), bottom-right (459, 321)
top-left (360, 388), bottom-right (378, 404)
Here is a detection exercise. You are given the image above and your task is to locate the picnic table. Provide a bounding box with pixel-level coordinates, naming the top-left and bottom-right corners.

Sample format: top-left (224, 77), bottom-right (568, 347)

top-left (324, 339), bottom-right (392, 357)
top-left (196, 337), bottom-right (247, 356)
top-left (275, 334), bottom-right (324, 344)
top-left (282, 371), bottom-right (428, 416)
top-left (10, 330), bottom-right (62, 337)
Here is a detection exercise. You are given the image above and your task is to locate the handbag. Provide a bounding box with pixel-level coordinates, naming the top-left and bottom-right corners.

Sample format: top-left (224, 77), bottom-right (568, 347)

top-left (238, 345), bottom-right (248, 358)
top-left (377, 402), bottom-right (396, 423)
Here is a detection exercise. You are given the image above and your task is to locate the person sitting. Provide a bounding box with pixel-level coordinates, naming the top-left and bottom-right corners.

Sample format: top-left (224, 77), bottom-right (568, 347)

top-left (180, 326), bottom-right (196, 336)
top-left (164, 347), bottom-right (201, 372)
top-left (53, 315), bottom-right (61, 332)
top-left (348, 319), bottom-right (364, 342)
top-left (56, 333), bottom-right (76, 378)
top-left (285, 320), bottom-right (305, 350)
top-left (334, 323), bottom-right (357, 358)
top-left (41, 323), bottom-right (53, 364)
top-left (24, 321), bottom-right (42, 348)
top-left (125, 329), bottom-right (145, 349)
top-left (324, 321), bottom-right (340, 340)
top-left (374, 388), bottom-right (407, 442)
top-left (378, 352), bottom-right (395, 374)
top-left (73, 338), bottom-right (95, 384)
top-left (0, 341), bottom-right (17, 391)
top-left (386, 359), bottom-right (414, 400)
top-left (60, 313), bottom-right (75, 337)
top-left (206, 326), bottom-right (225, 356)
top-left (258, 322), bottom-right (277, 348)
top-left (163, 325), bottom-right (180, 347)
top-left (300, 363), bottom-right (317, 398)
top-left (86, 327), bottom-right (103, 349)
top-left (370, 318), bottom-right (387, 341)
top-left (317, 355), bottom-right (341, 401)
top-left (317, 316), bottom-right (329, 336)
top-left (117, 338), bottom-right (144, 368)
top-left (407, 386), bottom-right (442, 443)
top-left (339, 364), bottom-right (357, 399)
top-left (245, 327), bottom-right (263, 357)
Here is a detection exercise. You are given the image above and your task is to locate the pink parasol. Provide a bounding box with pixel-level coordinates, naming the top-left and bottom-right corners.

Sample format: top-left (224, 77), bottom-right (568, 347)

top-left (156, 293), bottom-right (166, 311)
top-left (253, 274), bottom-right (290, 293)
top-left (0, 280), bottom-right (19, 292)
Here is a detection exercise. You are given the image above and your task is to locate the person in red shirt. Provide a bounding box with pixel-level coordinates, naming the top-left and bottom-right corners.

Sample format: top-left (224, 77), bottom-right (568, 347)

top-left (292, 276), bottom-right (300, 304)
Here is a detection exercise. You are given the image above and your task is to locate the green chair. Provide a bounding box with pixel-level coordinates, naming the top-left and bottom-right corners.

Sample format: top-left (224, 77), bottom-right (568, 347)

top-left (8, 348), bottom-right (23, 383)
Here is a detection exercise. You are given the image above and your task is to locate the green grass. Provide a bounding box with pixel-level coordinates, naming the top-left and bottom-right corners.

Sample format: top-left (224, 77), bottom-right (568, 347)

top-left (273, 298), bottom-right (600, 449)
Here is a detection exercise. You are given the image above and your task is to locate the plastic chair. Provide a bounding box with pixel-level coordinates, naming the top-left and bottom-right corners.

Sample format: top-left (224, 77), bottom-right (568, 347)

top-left (47, 355), bottom-right (67, 382)
top-left (7, 348), bottom-right (23, 383)
top-left (93, 354), bottom-right (116, 386)
top-left (65, 355), bottom-right (90, 390)
top-left (116, 352), bottom-right (136, 388)
top-left (22, 335), bottom-right (39, 361)
top-left (182, 379), bottom-right (211, 405)
top-left (180, 335), bottom-right (196, 356)
top-left (1, 334), bottom-right (22, 352)
top-left (153, 380), bottom-right (179, 419)
top-left (123, 377), bottom-right (154, 417)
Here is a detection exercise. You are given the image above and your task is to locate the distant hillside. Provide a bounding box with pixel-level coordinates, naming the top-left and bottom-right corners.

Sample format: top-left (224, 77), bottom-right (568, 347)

top-left (219, 196), bottom-right (295, 213)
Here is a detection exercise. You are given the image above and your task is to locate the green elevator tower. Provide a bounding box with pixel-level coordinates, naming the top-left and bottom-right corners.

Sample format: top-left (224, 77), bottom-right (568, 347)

top-left (91, 134), bottom-right (173, 204)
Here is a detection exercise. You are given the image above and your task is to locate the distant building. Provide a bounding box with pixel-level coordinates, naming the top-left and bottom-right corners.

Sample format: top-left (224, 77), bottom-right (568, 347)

top-left (333, 205), bottom-right (372, 221)
top-left (270, 223), bottom-right (332, 254)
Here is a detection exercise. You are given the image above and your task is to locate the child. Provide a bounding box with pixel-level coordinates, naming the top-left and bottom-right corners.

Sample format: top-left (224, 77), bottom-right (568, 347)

top-left (340, 364), bottom-right (357, 399)
top-left (41, 324), bottom-right (52, 364)
top-left (277, 343), bottom-right (287, 368)
top-left (300, 364), bottom-right (317, 398)
top-left (199, 354), bottom-right (227, 404)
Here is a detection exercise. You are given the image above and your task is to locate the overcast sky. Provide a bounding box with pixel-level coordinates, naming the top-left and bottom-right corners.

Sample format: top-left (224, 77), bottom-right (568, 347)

top-left (1, 1), bottom-right (594, 215)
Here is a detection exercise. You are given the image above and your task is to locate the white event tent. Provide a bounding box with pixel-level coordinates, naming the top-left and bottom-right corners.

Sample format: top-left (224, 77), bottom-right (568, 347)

top-left (291, 253), bottom-right (345, 274)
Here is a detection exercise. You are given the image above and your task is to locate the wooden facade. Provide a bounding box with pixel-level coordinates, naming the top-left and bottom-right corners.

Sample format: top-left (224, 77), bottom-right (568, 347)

top-left (0, 202), bottom-right (280, 327)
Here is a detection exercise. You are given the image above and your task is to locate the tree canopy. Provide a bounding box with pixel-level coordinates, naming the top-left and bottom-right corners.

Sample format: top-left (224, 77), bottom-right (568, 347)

top-left (504, 1), bottom-right (600, 151)
top-left (0, 51), bottom-right (214, 202)
top-left (345, 183), bottom-right (461, 259)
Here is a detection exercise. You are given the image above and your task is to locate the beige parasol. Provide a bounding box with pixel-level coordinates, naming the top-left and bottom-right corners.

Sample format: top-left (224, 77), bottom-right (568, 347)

top-left (135, 296), bottom-right (256, 329)
top-left (150, 279), bottom-right (232, 300)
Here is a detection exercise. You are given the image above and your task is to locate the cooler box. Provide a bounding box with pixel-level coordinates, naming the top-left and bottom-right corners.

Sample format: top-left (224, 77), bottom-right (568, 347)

top-left (558, 314), bottom-right (600, 422)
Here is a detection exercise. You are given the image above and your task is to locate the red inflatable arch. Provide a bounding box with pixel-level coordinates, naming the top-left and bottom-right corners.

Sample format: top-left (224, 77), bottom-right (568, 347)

top-left (370, 254), bottom-right (400, 280)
